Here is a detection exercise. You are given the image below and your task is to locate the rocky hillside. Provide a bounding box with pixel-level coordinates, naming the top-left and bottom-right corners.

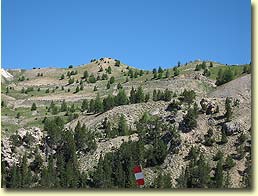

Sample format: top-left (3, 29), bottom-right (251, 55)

top-left (1, 58), bottom-right (251, 189)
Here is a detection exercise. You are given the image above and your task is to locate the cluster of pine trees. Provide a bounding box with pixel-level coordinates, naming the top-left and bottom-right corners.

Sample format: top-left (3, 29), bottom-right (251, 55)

top-left (176, 145), bottom-right (251, 188)
top-left (82, 87), bottom-right (151, 114)
top-left (2, 117), bottom-right (97, 188)
top-left (152, 89), bottom-right (174, 102)
top-left (89, 113), bottom-right (181, 188)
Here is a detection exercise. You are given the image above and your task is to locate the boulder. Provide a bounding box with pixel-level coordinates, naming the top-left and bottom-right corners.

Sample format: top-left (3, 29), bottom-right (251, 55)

top-left (223, 122), bottom-right (241, 136)
top-left (200, 98), bottom-right (218, 115)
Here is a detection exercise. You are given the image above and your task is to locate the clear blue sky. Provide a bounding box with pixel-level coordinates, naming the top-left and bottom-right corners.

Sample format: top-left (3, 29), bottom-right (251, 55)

top-left (1, 0), bottom-right (251, 70)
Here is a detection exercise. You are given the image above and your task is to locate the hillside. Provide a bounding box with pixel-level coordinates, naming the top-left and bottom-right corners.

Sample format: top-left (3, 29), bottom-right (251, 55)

top-left (1, 58), bottom-right (252, 189)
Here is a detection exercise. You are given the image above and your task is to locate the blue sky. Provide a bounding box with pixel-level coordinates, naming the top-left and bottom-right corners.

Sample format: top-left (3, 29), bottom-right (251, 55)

top-left (1, 0), bottom-right (251, 70)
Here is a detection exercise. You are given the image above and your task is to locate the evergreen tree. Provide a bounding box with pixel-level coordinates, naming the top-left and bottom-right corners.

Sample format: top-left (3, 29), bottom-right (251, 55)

top-left (153, 89), bottom-right (158, 101)
top-left (225, 97), bottom-right (232, 122)
top-left (214, 157), bottom-right (224, 188)
top-left (163, 88), bottom-right (172, 102)
top-left (60, 74), bottom-right (65, 80)
top-left (68, 77), bottom-right (74, 85)
top-left (145, 93), bottom-right (150, 102)
top-left (83, 70), bottom-right (89, 79)
top-left (165, 69), bottom-right (170, 78)
top-left (94, 93), bottom-right (103, 113)
top-left (106, 81), bottom-right (111, 89)
top-left (128, 69), bottom-right (134, 78)
top-left (88, 74), bottom-right (96, 83)
top-left (220, 129), bottom-right (228, 144)
top-left (173, 67), bottom-right (180, 76)
top-left (60, 100), bottom-right (68, 112)
top-left (93, 85), bottom-right (98, 91)
top-left (117, 83), bottom-right (123, 89)
top-left (224, 155), bottom-right (236, 171)
top-left (109, 76), bottom-right (115, 84)
top-left (9, 164), bottom-right (21, 188)
top-left (80, 84), bottom-right (84, 91)
top-left (81, 99), bottom-right (88, 112)
top-left (103, 94), bottom-right (115, 111)
top-left (213, 150), bottom-right (223, 161)
top-left (180, 108), bottom-right (197, 132)
top-left (107, 66), bottom-right (112, 74)
top-left (158, 72), bottom-right (163, 79)
top-left (135, 86), bottom-right (145, 103)
top-left (89, 99), bottom-right (95, 113)
top-left (75, 86), bottom-right (80, 93)
top-left (117, 114), bottom-right (128, 136)
top-left (158, 66), bottom-right (163, 73)
top-left (115, 89), bottom-right (129, 106)
top-left (31, 102), bottom-right (37, 111)
top-left (129, 87), bottom-right (136, 104)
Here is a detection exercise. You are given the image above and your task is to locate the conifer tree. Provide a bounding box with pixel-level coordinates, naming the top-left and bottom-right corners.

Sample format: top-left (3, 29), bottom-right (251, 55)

top-left (214, 157), bottom-right (224, 188)
top-left (153, 89), bottom-right (158, 101)
top-left (89, 99), bottom-right (95, 113)
top-left (81, 99), bottom-right (88, 112)
top-left (75, 86), bottom-right (80, 93)
top-left (117, 114), bottom-right (128, 136)
top-left (225, 97), bottom-right (232, 121)
top-left (109, 76), bottom-right (115, 84)
top-left (115, 89), bottom-right (129, 106)
top-left (129, 87), bottom-right (136, 104)
top-left (94, 93), bottom-right (103, 113)
top-left (31, 102), bottom-right (37, 111)
top-left (88, 74), bottom-right (96, 83)
top-left (83, 70), bottom-right (89, 79)
top-left (135, 86), bottom-right (145, 103)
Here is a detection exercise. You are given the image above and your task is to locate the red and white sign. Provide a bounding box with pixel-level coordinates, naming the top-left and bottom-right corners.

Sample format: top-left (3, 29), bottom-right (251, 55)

top-left (133, 165), bottom-right (144, 186)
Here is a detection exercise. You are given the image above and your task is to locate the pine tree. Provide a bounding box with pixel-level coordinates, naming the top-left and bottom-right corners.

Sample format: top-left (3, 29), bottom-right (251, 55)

top-left (109, 76), bottom-right (115, 84)
top-left (80, 84), bottom-right (84, 91)
top-left (88, 74), bottom-right (96, 83)
top-left (153, 89), bottom-right (158, 101)
top-left (129, 87), bottom-right (136, 104)
top-left (103, 94), bottom-right (115, 111)
top-left (106, 81), bottom-right (111, 89)
top-left (115, 89), bottom-right (129, 106)
top-left (220, 129), bottom-right (228, 144)
top-left (83, 70), bottom-right (89, 79)
top-left (31, 102), bottom-right (37, 111)
top-left (224, 155), bottom-right (236, 171)
top-left (145, 93), bottom-right (150, 102)
top-left (107, 66), bottom-right (112, 74)
top-left (158, 66), bottom-right (163, 73)
top-left (75, 86), bottom-right (80, 93)
top-left (225, 97), bottom-right (232, 121)
top-left (197, 154), bottom-right (210, 188)
top-left (163, 88), bottom-right (172, 101)
top-left (165, 69), bottom-right (170, 78)
top-left (68, 77), bottom-right (74, 85)
top-left (60, 74), bottom-right (65, 80)
top-left (214, 157), bottom-right (224, 188)
top-left (173, 67), bottom-right (180, 76)
top-left (81, 99), bottom-right (88, 112)
top-left (181, 108), bottom-right (197, 132)
top-left (117, 114), bottom-right (128, 136)
top-left (135, 86), bottom-right (145, 103)
top-left (89, 99), bottom-right (95, 113)
top-left (94, 93), bottom-right (103, 113)
top-left (213, 150), bottom-right (223, 161)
